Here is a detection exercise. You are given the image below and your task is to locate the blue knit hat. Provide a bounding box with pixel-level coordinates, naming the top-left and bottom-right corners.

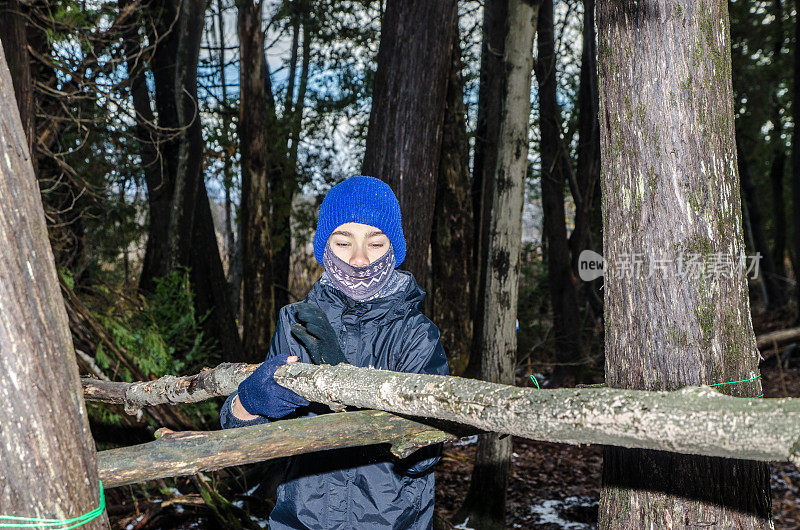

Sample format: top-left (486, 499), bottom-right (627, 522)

top-left (313, 176), bottom-right (406, 267)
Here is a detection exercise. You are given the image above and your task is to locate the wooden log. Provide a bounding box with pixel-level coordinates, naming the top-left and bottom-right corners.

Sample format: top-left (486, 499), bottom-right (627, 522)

top-left (97, 410), bottom-right (460, 488)
top-left (273, 363), bottom-right (800, 466)
top-left (82, 362), bottom-right (255, 414)
top-left (84, 361), bottom-right (800, 468)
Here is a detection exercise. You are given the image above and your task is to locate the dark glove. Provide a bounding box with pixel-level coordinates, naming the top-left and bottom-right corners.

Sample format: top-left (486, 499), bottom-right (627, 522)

top-left (290, 302), bottom-right (348, 365)
top-left (237, 353), bottom-right (309, 419)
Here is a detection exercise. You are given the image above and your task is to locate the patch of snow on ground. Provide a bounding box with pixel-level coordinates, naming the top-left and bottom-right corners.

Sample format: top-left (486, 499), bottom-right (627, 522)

top-left (529, 496), bottom-right (598, 529)
top-left (453, 516), bottom-right (475, 529)
top-left (453, 435), bottom-right (479, 446)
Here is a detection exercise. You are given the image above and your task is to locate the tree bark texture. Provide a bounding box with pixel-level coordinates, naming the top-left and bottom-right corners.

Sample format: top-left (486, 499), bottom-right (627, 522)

top-left (0, 43), bottom-right (109, 528)
top-left (431, 24), bottom-right (473, 376)
top-left (535, 0), bottom-right (584, 385)
top-left (454, 1), bottom-right (539, 527)
top-left (464, 0), bottom-right (508, 380)
top-left (596, 0), bottom-right (772, 525)
top-left (361, 0), bottom-right (458, 286)
top-left (98, 410), bottom-right (458, 488)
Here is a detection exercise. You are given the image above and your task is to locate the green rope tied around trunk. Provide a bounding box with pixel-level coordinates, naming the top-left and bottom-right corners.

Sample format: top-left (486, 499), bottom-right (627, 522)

top-left (0, 481), bottom-right (104, 529)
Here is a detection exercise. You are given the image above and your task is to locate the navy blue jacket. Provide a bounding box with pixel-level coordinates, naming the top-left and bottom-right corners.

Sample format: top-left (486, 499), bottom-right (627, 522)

top-left (219, 271), bottom-right (450, 529)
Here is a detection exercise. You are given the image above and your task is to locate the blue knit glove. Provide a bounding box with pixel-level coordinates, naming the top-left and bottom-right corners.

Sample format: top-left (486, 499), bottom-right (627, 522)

top-left (237, 353), bottom-right (309, 419)
top-left (290, 302), bottom-right (348, 366)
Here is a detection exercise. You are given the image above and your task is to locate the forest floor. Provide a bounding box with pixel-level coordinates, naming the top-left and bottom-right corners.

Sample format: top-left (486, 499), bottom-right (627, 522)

top-left (433, 308), bottom-right (800, 529)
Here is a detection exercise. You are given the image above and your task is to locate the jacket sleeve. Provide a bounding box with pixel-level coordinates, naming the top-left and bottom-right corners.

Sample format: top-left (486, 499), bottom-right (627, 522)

top-left (393, 313), bottom-right (450, 476)
top-left (219, 305), bottom-right (306, 429)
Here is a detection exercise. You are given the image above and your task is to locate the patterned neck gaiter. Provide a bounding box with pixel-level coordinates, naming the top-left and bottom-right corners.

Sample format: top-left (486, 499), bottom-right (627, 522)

top-left (322, 240), bottom-right (396, 301)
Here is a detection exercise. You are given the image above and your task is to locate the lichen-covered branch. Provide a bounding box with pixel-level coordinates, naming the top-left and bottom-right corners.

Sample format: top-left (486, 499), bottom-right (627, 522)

top-left (82, 363), bottom-right (255, 414)
top-left (97, 410), bottom-right (458, 488)
top-left (83, 361), bottom-right (800, 466)
top-left (273, 363), bottom-right (800, 465)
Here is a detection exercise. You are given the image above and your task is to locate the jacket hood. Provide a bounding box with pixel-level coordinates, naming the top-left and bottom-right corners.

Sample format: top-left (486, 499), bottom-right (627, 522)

top-left (304, 269), bottom-right (425, 319)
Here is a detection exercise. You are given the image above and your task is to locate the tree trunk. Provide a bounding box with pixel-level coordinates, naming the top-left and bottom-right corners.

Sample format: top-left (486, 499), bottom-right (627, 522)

top-left (463, 0), bottom-right (508, 380)
top-left (792, 0), bottom-right (800, 322)
top-left (239, 0), bottom-right (282, 363)
top-left (596, 0), bottom-right (772, 525)
top-left (0, 42), bottom-right (109, 528)
top-left (535, 0), bottom-right (584, 386)
top-left (361, 0), bottom-right (458, 286)
top-left (431, 23), bottom-right (473, 376)
top-left (736, 132), bottom-right (783, 310)
top-left (769, 0), bottom-right (788, 303)
top-left (136, 0), bottom-right (242, 362)
top-left (452, 1), bottom-right (539, 527)
top-left (0, 0), bottom-right (33, 158)
top-left (570, 0), bottom-right (604, 330)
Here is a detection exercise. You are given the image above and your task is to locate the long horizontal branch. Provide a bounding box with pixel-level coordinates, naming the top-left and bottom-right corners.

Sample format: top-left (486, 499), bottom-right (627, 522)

top-left (97, 410), bottom-right (461, 488)
top-left (273, 363), bottom-right (800, 467)
top-left (83, 361), bottom-right (800, 467)
top-left (82, 363), bottom-right (254, 414)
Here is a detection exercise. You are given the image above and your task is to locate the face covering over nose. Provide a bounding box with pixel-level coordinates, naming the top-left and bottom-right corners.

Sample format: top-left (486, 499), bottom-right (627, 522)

top-left (322, 240), bottom-right (396, 301)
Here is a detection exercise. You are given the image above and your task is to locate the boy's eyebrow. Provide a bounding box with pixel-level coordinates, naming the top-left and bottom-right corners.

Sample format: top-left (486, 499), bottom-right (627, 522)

top-left (331, 230), bottom-right (386, 238)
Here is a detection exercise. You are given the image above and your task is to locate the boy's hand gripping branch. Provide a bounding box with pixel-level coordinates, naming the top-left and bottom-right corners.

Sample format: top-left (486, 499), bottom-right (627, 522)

top-left (291, 302), bottom-right (349, 366)
top-left (237, 354), bottom-right (310, 418)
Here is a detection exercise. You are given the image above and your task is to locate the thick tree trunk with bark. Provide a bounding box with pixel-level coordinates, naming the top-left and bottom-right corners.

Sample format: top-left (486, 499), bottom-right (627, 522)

top-left (431, 25), bottom-right (473, 375)
top-left (535, 0), bottom-right (584, 386)
top-left (464, 0), bottom-right (508, 380)
top-left (361, 0), bottom-right (458, 286)
top-left (0, 44), bottom-right (108, 528)
top-left (453, 1), bottom-right (539, 527)
top-left (596, 0), bottom-right (772, 525)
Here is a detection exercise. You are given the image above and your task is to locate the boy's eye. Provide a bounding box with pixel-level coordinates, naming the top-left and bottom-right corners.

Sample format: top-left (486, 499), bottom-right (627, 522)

top-left (370, 243), bottom-right (385, 248)
top-left (336, 242), bottom-right (351, 247)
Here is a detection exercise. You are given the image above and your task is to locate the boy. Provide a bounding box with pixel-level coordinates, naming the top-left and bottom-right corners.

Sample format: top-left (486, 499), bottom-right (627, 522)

top-left (219, 175), bottom-right (450, 529)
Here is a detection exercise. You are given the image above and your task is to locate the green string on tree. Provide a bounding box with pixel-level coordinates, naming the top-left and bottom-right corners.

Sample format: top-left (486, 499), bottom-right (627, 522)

top-left (0, 481), bottom-right (104, 529)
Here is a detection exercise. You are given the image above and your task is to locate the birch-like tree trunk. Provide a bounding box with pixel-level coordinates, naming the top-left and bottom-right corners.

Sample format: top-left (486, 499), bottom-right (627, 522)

top-left (361, 0), bottom-right (458, 285)
top-left (0, 43), bottom-right (108, 528)
top-left (597, 0), bottom-right (772, 525)
top-left (453, 1), bottom-right (539, 527)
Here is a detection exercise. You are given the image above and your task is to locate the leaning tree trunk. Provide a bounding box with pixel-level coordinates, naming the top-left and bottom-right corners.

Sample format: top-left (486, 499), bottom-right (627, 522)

top-left (535, 0), bottom-right (583, 386)
top-left (0, 42), bottom-right (109, 528)
top-left (361, 0), bottom-right (458, 286)
top-left (431, 23), bottom-right (473, 375)
top-left (452, 1), bottom-right (539, 527)
top-left (597, 0), bottom-right (772, 525)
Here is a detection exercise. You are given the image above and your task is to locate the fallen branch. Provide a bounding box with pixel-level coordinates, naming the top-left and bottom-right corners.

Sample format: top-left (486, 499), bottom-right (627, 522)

top-left (97, 410), bottom-right (460, 487)
top-left (83, 363), bottom-right (254, 414)
top-left (273, 363), bottom-right (800, 467)
top-left (757, 327), bottom-right (800, 349)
